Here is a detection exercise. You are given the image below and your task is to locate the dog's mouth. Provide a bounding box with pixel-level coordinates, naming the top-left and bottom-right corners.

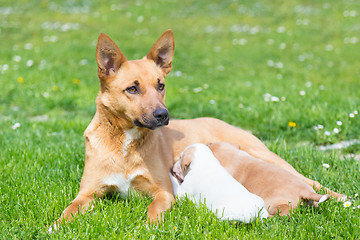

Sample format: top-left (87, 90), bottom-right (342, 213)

top-left (134, 118), bottom-right (169, 130)
top-left (134, 111), bottom-right (169, 130)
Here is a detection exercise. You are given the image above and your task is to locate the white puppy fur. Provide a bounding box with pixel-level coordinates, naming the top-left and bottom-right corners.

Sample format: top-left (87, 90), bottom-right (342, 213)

top-left (170, 144), bottom-right (269, 223)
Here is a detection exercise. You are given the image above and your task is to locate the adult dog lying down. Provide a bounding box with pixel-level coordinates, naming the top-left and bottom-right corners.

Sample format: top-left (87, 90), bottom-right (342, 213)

top-left (53, 29), bottom-right (344, 227)
top-left (209, 142), bottom-right (330, 216)
top-left (170, 144), bottom-right (269, 222)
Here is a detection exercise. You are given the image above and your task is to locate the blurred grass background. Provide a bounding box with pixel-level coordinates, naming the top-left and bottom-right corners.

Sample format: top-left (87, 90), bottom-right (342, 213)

top-left (0, 0), bottom-right (359, 239)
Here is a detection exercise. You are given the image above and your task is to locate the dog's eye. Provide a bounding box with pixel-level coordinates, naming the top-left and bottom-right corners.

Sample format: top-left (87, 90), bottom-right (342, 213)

top-left (126, 86), bottom-right (137, 93)
top-left (158, 83), bottom-right (165, 91)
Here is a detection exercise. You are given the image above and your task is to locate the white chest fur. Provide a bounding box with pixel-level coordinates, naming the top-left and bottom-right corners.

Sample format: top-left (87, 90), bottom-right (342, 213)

top-left (122, 127), bottom-right (141, 157)
top-left (102, 170), bottom-right (145, 198)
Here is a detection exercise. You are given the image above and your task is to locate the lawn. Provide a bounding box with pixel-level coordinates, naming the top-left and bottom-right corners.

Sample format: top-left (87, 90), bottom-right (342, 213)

top-left (1, 0), bottom-right (359, 239)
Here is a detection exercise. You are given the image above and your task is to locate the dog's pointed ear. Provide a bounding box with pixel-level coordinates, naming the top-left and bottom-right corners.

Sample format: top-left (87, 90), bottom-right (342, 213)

top-left (146, 29), bottom-right (174, 75)
top-left (96, 33), bottom-right (127, 80)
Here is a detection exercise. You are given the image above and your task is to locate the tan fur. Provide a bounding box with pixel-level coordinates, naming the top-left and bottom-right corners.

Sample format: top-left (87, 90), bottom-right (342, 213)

top-left (56, 29), bottom-right (345, 226)
top-left (208, 142), bottom-right (330, 216)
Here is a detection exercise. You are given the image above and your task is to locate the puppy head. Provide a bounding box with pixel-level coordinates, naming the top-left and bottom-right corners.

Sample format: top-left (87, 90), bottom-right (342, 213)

top-left (171, 145), bottom-right (197, 184)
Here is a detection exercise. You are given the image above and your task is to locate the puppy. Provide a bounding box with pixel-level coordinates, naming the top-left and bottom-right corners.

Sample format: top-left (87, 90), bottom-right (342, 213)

top-left (170, 144), bottom-right (269, 223)
top-left (208, 142), bottom-right (330, 216)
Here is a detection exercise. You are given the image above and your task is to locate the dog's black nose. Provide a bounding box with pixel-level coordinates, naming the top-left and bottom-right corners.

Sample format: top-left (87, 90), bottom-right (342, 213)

top-left (153, 108), bottom-right (169, 123)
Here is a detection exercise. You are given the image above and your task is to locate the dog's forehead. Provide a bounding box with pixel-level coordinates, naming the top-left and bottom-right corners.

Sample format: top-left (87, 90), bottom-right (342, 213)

top-left (117, 59), bottom-right (164, 83)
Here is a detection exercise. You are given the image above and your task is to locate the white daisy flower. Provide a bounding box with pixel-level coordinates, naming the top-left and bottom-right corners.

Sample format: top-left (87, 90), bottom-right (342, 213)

top-left (11, 123), bottom-right (21, 130)
top-left (13, 55), bottom-right (21, 62)
top-left (24, 43), bottom-right (33, 50)
top-left (333, 128), bottom-right (340, 134)
top-left (277, 26), bottom-right (286, 33)
top-left (266, 39), bottom-right (274, 45)
top-left (238, 38), bottom-right (247, 45)
top-left (193, 87), bottom-right (202, 93)
top-left (1, 64), bottom-right (8, 71)
top-left (324, 131), bottom-right (331, 136)
top-left (343, 201), bottom-right (352, 208)
top-left (267, 60), bottom-right (274, 67)
top-left (79, 59), bottom-right (88, 65)
top-left (137, 16), bottom-right (144, 23)
top-left (336, 121), bottom-right (343, 126)
top-left (275, 62), bottom-right (283, 68)
top-left (263, 93), bottom-right (272, 102)
top-left (322, 163), bottom-right (330, 168)
top-left (271, 96), bottom-right (279, 102)
top-left (26, 60), bottom-right (34, 67)
top-left (217, 65), bottom-right (225, 71)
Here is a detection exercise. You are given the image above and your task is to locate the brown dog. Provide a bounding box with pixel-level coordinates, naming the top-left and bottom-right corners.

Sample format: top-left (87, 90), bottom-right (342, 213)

top-left (208, 142), bottom-right (330, 216)
top-left (53, 29), bottom-right (344, 228)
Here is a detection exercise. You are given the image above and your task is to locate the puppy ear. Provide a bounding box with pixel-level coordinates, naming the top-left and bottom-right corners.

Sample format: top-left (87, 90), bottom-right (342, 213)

top-left (181, 150), bottom-right (194, 173)
top-left (147, 29), bottom-right (174, 75)
top-left (171, 160), bottom-right (184, 183)
top-left (96, 33), bottom-right (127, 80)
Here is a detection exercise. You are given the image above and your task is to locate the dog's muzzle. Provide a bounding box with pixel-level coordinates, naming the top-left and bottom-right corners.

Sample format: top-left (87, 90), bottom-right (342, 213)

top-left (153, 108), bottom-right (169, 125)
top-left (134, 108), bottom-right (169, 130)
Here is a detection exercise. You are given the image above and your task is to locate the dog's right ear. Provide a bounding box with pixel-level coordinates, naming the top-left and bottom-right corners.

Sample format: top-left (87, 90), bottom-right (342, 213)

top-left (96, 33), bottom-right (127, 80)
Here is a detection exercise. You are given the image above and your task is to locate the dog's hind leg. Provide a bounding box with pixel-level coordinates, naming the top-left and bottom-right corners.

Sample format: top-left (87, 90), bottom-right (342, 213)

top-left (302, 192), bottom-right (330, 207)
top-left (271, 204), bottom-right (291, 216)
top-left (207, 118), bottom-right (346, 200)
top-left (247, 148), bottom-right (346, 200)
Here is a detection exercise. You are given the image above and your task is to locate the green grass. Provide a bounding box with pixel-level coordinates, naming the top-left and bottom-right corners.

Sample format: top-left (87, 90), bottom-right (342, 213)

top-left (1, 0), bottom-right (360, 239)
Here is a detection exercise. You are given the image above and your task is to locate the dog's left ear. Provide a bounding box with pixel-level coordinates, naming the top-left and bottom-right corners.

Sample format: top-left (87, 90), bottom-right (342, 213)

top-left (147, 29), bottom-right (174, 75)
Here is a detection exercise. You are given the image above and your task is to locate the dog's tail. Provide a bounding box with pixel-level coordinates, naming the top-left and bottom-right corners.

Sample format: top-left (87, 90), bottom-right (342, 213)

top-left (301, 192), bottom-right (330, 207)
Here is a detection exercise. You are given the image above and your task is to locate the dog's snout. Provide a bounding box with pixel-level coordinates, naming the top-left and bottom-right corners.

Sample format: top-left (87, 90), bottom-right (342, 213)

top-left (153, 108), bottom-right (169, 123)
